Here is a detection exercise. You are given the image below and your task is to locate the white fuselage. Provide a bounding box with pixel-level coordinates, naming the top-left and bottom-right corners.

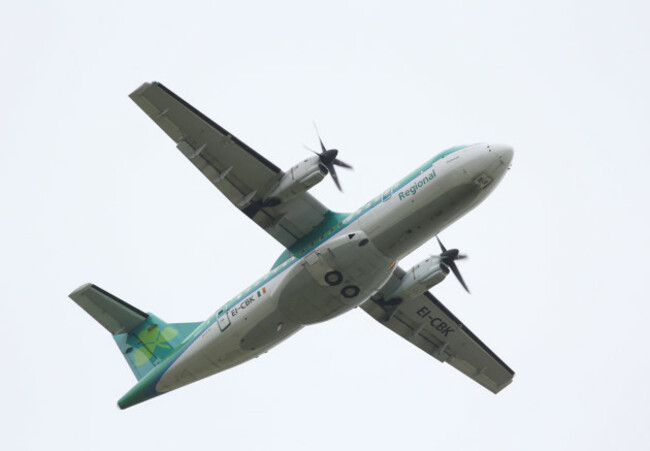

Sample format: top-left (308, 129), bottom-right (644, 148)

top-left (155, 143), bottom-right (513, 393)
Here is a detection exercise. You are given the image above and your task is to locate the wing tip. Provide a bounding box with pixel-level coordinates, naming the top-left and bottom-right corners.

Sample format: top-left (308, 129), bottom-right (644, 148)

top-left (129, 81), bottom-right (158, 100)
top-left (424, 292), bottom-right (516, 376)
top-left (69, 282), bottom-right (94, 300)
top-left (491, 375), bottom-right (515, 394)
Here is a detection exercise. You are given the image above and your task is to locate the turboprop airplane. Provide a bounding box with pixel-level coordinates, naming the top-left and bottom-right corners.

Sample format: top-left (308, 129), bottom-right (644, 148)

top-left (70, 82), bottom-right (515, 409)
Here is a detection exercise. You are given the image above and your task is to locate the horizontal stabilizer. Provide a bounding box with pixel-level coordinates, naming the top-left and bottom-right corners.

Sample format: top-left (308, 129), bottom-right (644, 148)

top-left (69, 283), bottom-right (148, 335)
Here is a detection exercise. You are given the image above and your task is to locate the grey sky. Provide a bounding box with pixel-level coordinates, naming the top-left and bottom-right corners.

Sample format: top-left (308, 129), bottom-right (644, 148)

top-left (1, 1), bottom-right (648, 449)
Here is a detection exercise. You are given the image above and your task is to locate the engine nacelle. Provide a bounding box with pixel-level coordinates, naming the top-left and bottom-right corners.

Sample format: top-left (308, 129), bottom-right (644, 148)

top-left (385, 256), bottom-right (449, 302)
top-left (265, 155), bottom-right (327, 205)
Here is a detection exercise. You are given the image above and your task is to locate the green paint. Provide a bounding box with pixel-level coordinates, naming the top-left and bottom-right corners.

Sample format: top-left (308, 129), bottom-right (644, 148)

top-left (113, 315), bottom-right (201, 381)
top-left (133, 325), bottom-right (178, 366)
top-left (271, 249), bottom-right (293, 270)
top-left (288, 211), bottom-right (350, 257)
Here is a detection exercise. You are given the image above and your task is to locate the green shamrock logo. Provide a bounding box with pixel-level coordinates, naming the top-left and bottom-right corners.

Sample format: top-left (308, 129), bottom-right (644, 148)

top-left (133, 324), bottom-right (178, 367)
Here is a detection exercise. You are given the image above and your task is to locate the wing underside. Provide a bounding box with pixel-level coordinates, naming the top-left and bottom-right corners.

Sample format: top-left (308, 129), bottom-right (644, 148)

top-left (129, 82), bottom-right (333, 249)
top-left (361, 268), bottom-right (514, 393)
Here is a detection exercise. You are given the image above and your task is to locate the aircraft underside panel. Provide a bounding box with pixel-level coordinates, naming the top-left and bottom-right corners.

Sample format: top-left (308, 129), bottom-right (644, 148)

top-left (277, 231), bottom-right (395, 324)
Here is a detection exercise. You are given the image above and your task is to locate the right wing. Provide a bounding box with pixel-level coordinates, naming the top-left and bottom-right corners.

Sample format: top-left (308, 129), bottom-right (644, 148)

top-left (361, 268), bottom-right (514, 393)
top-left (129, 82), bottom-right (335, 250)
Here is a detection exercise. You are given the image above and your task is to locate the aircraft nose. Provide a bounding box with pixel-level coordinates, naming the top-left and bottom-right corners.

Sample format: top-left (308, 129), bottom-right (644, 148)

top-left (491, 144), bottom-right (514, 166)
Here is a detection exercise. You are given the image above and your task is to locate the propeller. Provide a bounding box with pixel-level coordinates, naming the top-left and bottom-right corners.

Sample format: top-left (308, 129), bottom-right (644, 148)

top-left (436, 236), bottom-right (470, 293)
top-left (305, 125), bottom-right (353, 192)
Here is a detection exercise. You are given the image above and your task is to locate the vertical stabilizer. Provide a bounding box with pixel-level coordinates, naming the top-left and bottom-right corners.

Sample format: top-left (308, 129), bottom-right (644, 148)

top-left (69, 283), bottom-right (201, 381)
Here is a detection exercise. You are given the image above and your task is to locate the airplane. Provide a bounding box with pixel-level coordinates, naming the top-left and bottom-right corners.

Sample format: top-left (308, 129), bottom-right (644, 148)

top-left (69, 82), bottom-right (515, 409)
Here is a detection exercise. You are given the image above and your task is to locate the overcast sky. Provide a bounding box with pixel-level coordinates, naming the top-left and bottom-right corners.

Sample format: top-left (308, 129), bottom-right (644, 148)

top-left (2, 1), bottom-right (649, 450)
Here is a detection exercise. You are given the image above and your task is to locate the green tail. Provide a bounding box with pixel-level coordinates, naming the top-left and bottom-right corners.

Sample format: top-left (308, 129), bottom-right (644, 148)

top-left (69, 283), bottom-right (201, 381)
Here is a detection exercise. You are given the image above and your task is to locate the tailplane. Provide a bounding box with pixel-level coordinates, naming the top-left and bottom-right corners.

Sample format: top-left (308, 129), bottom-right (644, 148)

top-left (69, 283), bottom-right (201, 381)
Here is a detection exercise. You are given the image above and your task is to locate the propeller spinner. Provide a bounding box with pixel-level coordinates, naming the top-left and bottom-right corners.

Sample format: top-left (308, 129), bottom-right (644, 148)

top-left (436, 236), bottom-right (470, 293)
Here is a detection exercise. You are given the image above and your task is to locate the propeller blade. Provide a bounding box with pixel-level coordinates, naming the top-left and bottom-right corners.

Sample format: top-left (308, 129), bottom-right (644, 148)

top-left (436, 235), bottom-right (470, 293)
top-left (449, 261), bottom-right (470, 293)
top-left (311, 122), bottom-right (327, 153)
top-left (328, 164), bottom-right (343, 191)
top-left (436, 236), bottom-right (447, 253)
top-left (303, 145), bottom-right (319, 155)
top-left (333, 158), bottom-right (353, 169)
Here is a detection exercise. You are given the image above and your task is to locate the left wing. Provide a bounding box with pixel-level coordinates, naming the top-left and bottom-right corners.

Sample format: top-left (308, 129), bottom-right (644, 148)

top-left (361, 267), bottom-right (514, 393)
top-left (129, 82), bottom-right (332, 250)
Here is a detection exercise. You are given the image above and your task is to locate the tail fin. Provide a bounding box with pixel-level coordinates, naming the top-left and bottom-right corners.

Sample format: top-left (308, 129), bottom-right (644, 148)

top-left (69, 283), bottom-right (201, 381)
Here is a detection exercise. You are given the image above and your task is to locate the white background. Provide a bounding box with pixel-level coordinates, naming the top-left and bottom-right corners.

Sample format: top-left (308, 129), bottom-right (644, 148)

top-left (1, 1), bottom-right (648, 449)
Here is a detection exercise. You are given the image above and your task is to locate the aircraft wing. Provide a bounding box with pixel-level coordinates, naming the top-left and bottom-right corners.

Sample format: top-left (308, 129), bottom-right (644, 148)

top-left (129, 82), bottom-right (331, 249)
top-left (360, 267), bottom-right (514, 393)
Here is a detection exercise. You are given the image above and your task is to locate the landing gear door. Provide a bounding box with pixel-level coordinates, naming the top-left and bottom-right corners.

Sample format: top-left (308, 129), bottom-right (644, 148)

top-left (217, 309), bottom-right (231, 331)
